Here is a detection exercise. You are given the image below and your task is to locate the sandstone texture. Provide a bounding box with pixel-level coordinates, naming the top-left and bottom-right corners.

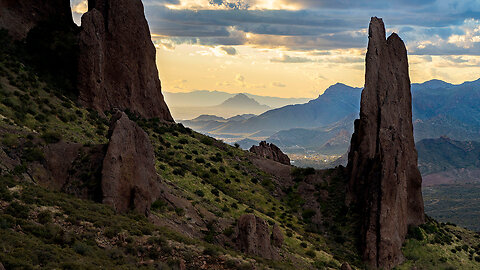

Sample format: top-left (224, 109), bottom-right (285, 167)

top-left (0, 0), bottom-right (73, 40)
top-left (235, 214), bottom-right (282, 259)
top-left (271, 223), bottom-right (284, 247)
top-left (34, 142), bottom-right (104, 201)
top-left (250, 141), bottom-right (290, 165)
top-left (346, 17), bottom-right (424, 269)
top-left (340, 262), bottom-right (353, 270)
top-left (101, 111), bottom-right (161, 214)
top-left (78, 0), bottom-right (173, 121)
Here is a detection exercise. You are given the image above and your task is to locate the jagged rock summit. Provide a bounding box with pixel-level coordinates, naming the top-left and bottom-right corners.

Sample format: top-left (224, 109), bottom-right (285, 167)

top-left (346, 17), bottom-right (425, 269)
top-left (78, 0), bottom-right (173, 121)
top-left (0, 0), bottom-right (73, 40)
top-left (250, 141), bottom-right (291, 165)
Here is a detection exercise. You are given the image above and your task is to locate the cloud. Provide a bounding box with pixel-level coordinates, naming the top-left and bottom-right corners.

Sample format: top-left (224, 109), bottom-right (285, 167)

top-left (271, 82), bottom-right (286, 87)
top-left (270, 54), bottom-right (313, 63)
top-left (220, 46), bottom-right (237, 55)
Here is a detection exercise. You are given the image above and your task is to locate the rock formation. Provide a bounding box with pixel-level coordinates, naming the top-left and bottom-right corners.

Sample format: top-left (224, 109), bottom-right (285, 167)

top-left (78, 0), bottom-right (173, 121)
top-left (235, 214), bottom-right (281, 259)
top-left (0, 0), bottom-right (73, 40)
top-left (102, 111), bottom-right (161, 214)
top-left (340, 262), bottom-right (352, 270)
top-left (37, 142), bottom-right (104, 201)
top-left (250, 141), bottom-right (290, 165)
top-left (271, 223), bottom-right (284, 247)
top-left (346, 17), bottom-right (425, 269)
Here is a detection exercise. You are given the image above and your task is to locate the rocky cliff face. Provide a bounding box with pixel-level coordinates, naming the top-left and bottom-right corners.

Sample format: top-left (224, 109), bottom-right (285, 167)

top-left (101, 111), bottom-right (161, 214)
top-left (346, 17), bottom-right (424, 269)
top-left (250, 141), bottom-right (290, 165)
top-left (78, 0), bottom-right (173, 121)
top-left (0, 0), bottom-right (73, 40)
top-left (235, 214), bottom-right (282, 259)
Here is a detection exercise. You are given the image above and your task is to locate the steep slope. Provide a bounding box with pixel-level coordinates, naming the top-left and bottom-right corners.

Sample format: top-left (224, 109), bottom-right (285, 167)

top-left (346, 17), bottom-right (424, 269)
top-left (77, 0), bottom-right (173, 120)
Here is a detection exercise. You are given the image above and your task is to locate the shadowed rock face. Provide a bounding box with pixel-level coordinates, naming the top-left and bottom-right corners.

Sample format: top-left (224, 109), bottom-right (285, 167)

top-left (346, 17), bottom-right (424, 269)
top-left (102, 111), bottom-right (161, 214)
top-left (0, 0), bottom-right (73, 40)
top-left (235, 214), bottom-right (282, 260)
top-left (78, 0), bottom-right (173, 121)
top-left (250, 141), bottom-right (291, 165)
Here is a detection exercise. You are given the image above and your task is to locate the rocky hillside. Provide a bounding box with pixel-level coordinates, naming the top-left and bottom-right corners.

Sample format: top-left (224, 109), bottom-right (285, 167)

top-left (1, 4), bottom-right (480, 270)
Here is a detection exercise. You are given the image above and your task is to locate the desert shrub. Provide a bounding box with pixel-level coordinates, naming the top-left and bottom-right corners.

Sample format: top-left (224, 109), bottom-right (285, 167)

top-left (41, 131), bottom-right (62, 143)
top-left (151, 199), bottom-right (168, 212)
top-left (407, 225), bottom-right (424, 241)
top-left (195, 157), bottom-right (205, 164)
top-left (234, 143), bottom-right (240, 148)
top-left (200, 137), bottom-right (213, 145)
top-left (72, 241), bottom-right (92, 255)
top-left (185, 154), bottom-right (192, 160)
top-left (195, 190), bottom-right (205, 197)
top-left (178, 138), bottom-right (188, 144)
top-left (211, 189), bottom-right (220, 197)
top-left (5, 202), bottom-right (30, 219)
top-left (300, 242), bottom-right (308, 248)
top-left (172, 168), bottom-right (185, 176)
top-left (37, 210), bottom-right (52, 224)
top-left (23, 147), bottom-right (44, 162)
top-left (104, 226), bottom-right (122, 238)
top-left (305, 249), bottom-right (316, 258)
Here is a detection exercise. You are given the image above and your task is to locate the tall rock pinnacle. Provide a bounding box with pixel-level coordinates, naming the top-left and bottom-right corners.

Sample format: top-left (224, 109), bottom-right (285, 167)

top-left (346, 17), bottom-right (424, 269)
top-left (78, 0), bottom-right (174, 121)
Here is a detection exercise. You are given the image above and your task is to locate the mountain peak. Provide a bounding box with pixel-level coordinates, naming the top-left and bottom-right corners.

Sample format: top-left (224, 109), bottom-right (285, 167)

top-left (220, 94), bottom-right (270, 109)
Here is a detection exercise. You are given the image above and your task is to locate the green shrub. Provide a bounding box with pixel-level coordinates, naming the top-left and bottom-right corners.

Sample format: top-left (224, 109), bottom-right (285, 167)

top-left (200, 137), bottom-right (213, 145)
top-left (37, 210), bottom-right (52, 224)
top-left (41, 131), bottom-right (62, 143)
top-left (305, 249), bottom-right (316, 258)
top-left (5, 202), bottom-right (30, 219)
top-left (178, 138), bottom-right (188, 144)
top-left (151, 199), bottom-right (167, 212)
top-left (407, 225), bottom-right (424, 241)
top-left (195, 190), bottom-right (205, 197)
top-left (72, 241), bottom-right (92, 255)
top-left (211, 189), bottom-right (220, 197)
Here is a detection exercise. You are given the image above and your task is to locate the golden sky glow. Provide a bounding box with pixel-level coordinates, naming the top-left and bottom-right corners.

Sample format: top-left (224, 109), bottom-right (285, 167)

top-left (71, 0), bottom-right (480, 99)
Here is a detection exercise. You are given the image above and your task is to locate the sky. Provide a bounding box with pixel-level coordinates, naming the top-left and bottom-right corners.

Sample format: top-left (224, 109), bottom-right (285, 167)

top-left (70, 0), bottom-right (480, 98)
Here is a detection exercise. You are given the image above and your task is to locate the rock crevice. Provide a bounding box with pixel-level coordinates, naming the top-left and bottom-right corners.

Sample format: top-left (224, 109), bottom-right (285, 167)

top-left (346, 17), bottom-right (424, 269)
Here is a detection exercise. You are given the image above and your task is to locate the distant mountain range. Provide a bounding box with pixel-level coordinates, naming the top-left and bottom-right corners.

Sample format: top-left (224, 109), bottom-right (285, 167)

top-left (416, 137), bottom-right (480, 186)
top-left (164, 90), bottom-right (310, 120)
top-left (180, 78), bottom-right (480, 155)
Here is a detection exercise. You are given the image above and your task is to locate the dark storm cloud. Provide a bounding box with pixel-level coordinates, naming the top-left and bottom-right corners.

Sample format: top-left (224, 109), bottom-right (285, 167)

top-left (143, 0), bottom-right (480, 54)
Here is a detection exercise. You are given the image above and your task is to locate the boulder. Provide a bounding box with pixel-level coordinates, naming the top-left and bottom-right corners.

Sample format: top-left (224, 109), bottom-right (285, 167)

top-left (346, 17), bottom-right (424, 269)
top-left (235, 214), bottom-right (280, 259)
top-left (250, 141), bottom-right (290, 165)
top-left (77, 0), bottom-right (173, 121)
top-left (271, 223), bottom-right (284, 247)
top-left (34, 142), bottom-right (105, 201)
top-left (101, 111), bottom-right (161, 214)
top-left (0, 0), bottom-right (73, 40)
top-left (340, 262), bottom-right (352, 270)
